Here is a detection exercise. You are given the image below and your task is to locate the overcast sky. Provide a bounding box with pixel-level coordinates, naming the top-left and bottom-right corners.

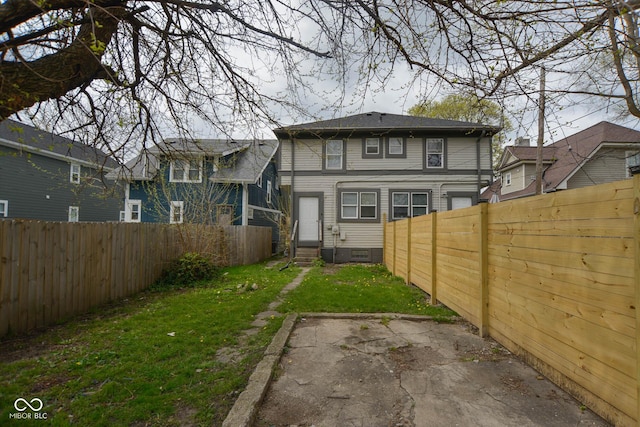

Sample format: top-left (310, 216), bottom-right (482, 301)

top-left (190, 57), bottom-right (640, 148)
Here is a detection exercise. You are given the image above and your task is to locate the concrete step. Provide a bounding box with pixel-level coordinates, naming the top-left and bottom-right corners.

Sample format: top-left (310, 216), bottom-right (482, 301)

top-left (295, 247), bottom-right (319, 266)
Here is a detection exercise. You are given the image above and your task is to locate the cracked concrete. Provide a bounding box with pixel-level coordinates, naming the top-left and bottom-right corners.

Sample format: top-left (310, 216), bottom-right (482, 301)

top-left (254, 316), bottom-right (610, 427)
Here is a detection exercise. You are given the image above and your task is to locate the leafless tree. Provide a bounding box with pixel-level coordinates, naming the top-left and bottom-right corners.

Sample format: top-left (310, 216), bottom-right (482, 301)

top-left (1, 1), bottom-right (639, 157)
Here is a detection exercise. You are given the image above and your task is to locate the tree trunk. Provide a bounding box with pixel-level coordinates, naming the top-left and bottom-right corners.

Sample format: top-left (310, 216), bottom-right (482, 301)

top-left (0, 4), bottom-right (126, 120)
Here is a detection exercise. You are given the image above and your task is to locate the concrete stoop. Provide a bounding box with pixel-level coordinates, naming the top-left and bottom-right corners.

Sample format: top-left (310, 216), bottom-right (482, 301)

top-left (294, 247), bottom-right (319, 267)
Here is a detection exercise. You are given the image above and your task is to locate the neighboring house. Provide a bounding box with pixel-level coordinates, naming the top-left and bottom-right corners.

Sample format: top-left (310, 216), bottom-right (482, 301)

top-left (273, 111), bottom-right (499, 263)
top-left (107, 138), bottom-right (282, 250)
top-left (483, 121), bottom-right (640, 202)
top-left (0, 119), bottom-right (122, 222)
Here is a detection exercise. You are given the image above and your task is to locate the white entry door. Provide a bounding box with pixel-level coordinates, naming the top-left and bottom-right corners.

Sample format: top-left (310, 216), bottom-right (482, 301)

top-left (298, 196), bottom-right (319, 244)
top-left (451, 196), bottom-right (473, 210)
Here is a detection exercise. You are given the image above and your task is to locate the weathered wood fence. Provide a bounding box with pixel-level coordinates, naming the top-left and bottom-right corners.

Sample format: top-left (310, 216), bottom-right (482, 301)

top-left (0, 222), bottom-right (271, 338)
top-left (384, 177), bottom-right (639, 426)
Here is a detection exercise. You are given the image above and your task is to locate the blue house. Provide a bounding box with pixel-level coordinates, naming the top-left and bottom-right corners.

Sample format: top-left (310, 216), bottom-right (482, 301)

top-left (107, 138), bottom-right (282, 250)
top-left (0, 119), bottom-right (122, 222)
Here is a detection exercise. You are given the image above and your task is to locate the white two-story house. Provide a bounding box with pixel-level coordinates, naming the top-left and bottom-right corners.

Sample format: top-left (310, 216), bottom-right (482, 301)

top-left (273, 111), bottom-right (499, 263)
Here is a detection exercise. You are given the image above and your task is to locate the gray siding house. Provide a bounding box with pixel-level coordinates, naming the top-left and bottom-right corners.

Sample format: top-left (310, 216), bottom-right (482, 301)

top-left (274, 111), bottom-right (499, 263)
top-left (107, 138), bottom-right (282, 251)
top-left (0, 119), bottom-right (122, 222)
top-left (483, 121), bottom-right (640, 202)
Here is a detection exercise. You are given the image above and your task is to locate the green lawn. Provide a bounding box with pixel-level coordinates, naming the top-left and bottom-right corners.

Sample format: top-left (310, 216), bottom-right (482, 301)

top-left (0, 261), bottom-right (455, 426)
top-left (283, 263), bottom-right (456, 320)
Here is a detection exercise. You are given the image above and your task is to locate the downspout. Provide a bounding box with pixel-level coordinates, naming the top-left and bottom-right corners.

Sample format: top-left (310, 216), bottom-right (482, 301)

top-left (290, 136), bottom-right (296, 259)
top-left (476, 130), bottom-right (487, 195)
top-left (241, 183), bottom-right (249, 226)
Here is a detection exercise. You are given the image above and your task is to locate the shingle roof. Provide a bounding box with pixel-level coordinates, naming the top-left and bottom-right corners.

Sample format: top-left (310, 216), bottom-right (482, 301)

top-left (542, 121), bottom-right (640, 190)
top-left (108, 139), bottom-right (278, 184)
top-left (0, 118), bottom-right (119, 169)
top-left (210, 139), bottom-right (278, 184)
top-left (273, 111), bottom-right (501, 137)
top-left (485, 121), bottom-right (640, 201)
top-left (149, 138), bottom-right (253, 156)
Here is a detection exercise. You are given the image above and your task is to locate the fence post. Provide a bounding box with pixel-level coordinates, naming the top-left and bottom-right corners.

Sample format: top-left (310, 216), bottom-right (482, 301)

top-left (406, 217), bottom-right (412, 285)
top-left (382, 213), bottom-right (387, 267)
top-left (392, 220), bottom-right (397, 276)
top-left (431, 212), bottom-right (438, 305)
top-left (633, 174), bottom-right (640, 424)
top-left (479, 202), bottom-right (489, 338)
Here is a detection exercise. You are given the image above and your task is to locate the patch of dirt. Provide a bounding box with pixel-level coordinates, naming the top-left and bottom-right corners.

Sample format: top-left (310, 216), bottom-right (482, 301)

top-left (500, 374), bottom-right (530, 396)
top-left (388, 345), bottom-right (442, 373)
top-left (30, 373), bottom-right (73, 393)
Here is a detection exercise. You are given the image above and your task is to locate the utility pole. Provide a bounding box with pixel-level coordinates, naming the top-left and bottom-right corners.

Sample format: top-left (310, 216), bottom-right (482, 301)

top-left (535, 67), bottom-right (545, 195)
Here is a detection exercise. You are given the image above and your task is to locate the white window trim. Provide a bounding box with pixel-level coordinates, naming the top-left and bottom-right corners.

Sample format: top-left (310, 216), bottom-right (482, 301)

top-left (68, 206), bottom-right (79, 222)
top-left (341, 192), bottom-right (359, 219)
top-left (626, 151), bottom-right (640, 178)
top-left (266, 180), bottom-right (272, 204)
top-left (365, 138), bottom-right (380, 155)
top-left (505, 172), bottom-right (512, 186)
top-left (391, 191), bottom-right (429, 220)
top-left (426, 138), bottom-right (444, 169)
top-left (388, 137), bottom-right (404, 155)
top-left (170, 200), bottom-right (184, 224)
top-left (257, 175), bottom-right (263, 188)
top-left (0, 200), bottom-right (8, 217)
top-left (169, 158), bottom-right (203, 183)
top-left (70, 163), bottom-right (81, 184)
top-left (340, 191), bottom-right (378, 221)
top-left (126, 199), bottom-right (142, 223)
top-left (325, 139), bottom-right (344, 170)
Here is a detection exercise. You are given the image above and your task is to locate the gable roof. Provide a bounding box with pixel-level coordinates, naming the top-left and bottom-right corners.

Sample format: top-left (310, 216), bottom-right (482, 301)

top-left (497, 145), bottom-right (556, 170)
top-left (210, 139), bottom-right (278, 184)
top-left (0, 119), bottom-right (119, 170)
top-left (542, 121), bottom-right (640, 190)
top-left (108, 139), bottom-right (278, 184)
top-left (273, 111), bottom-right (501, 138)
top-left (484, 121), bottom-right (640, 201)
top-left (149, 138), bottom-right (252, 157)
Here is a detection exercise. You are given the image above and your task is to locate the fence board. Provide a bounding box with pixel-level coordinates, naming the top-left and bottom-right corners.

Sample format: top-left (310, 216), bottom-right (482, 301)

top-left (488, 301), bottom-right (636, 419)
top-left (0, 222), bottom-right (272, 338)
top-left (383, 177), bottom-right (640, 425)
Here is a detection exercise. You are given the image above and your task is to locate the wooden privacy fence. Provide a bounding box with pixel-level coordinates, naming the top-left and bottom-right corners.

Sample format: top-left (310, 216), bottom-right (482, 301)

top-left (0, 221), bottom-right (272, 338)
top-left (384, 177), bottom-right (639, 426)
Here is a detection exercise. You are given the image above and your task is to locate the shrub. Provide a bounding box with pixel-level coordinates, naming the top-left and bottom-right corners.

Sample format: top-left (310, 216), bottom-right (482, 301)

top-left (152, 252), bottom-right (221, 290)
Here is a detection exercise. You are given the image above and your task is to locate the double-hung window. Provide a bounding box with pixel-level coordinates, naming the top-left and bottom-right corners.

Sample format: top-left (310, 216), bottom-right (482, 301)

top-left (0, 200), bottom-right (8, 217)
top-left (504, 172), bottom-right (512, 186)
top-left (170, 201), bottom-right (184, 224)
top-left (325, 139), bottom-right (344, 170)
top-left (363, 137), bottom-right (382, 158)
top-left (170, 158), bottom-right (203, 182)
top-left (426, 138), bottom-right (444, 168)
top-left (391, 192), bottom-right (429, 220)
top-left (626, 151), bottom-right (640, 177)
top-left (70, 164), bottom-right (81, 184)
top-left (68, 206), bottom-right (79, 222)
top-left (387, 137), bottom-right (405, 158)
top-left (340, 190), bottom-right (378, 221)
top-left (127, 200), bottom-right (141, 222)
